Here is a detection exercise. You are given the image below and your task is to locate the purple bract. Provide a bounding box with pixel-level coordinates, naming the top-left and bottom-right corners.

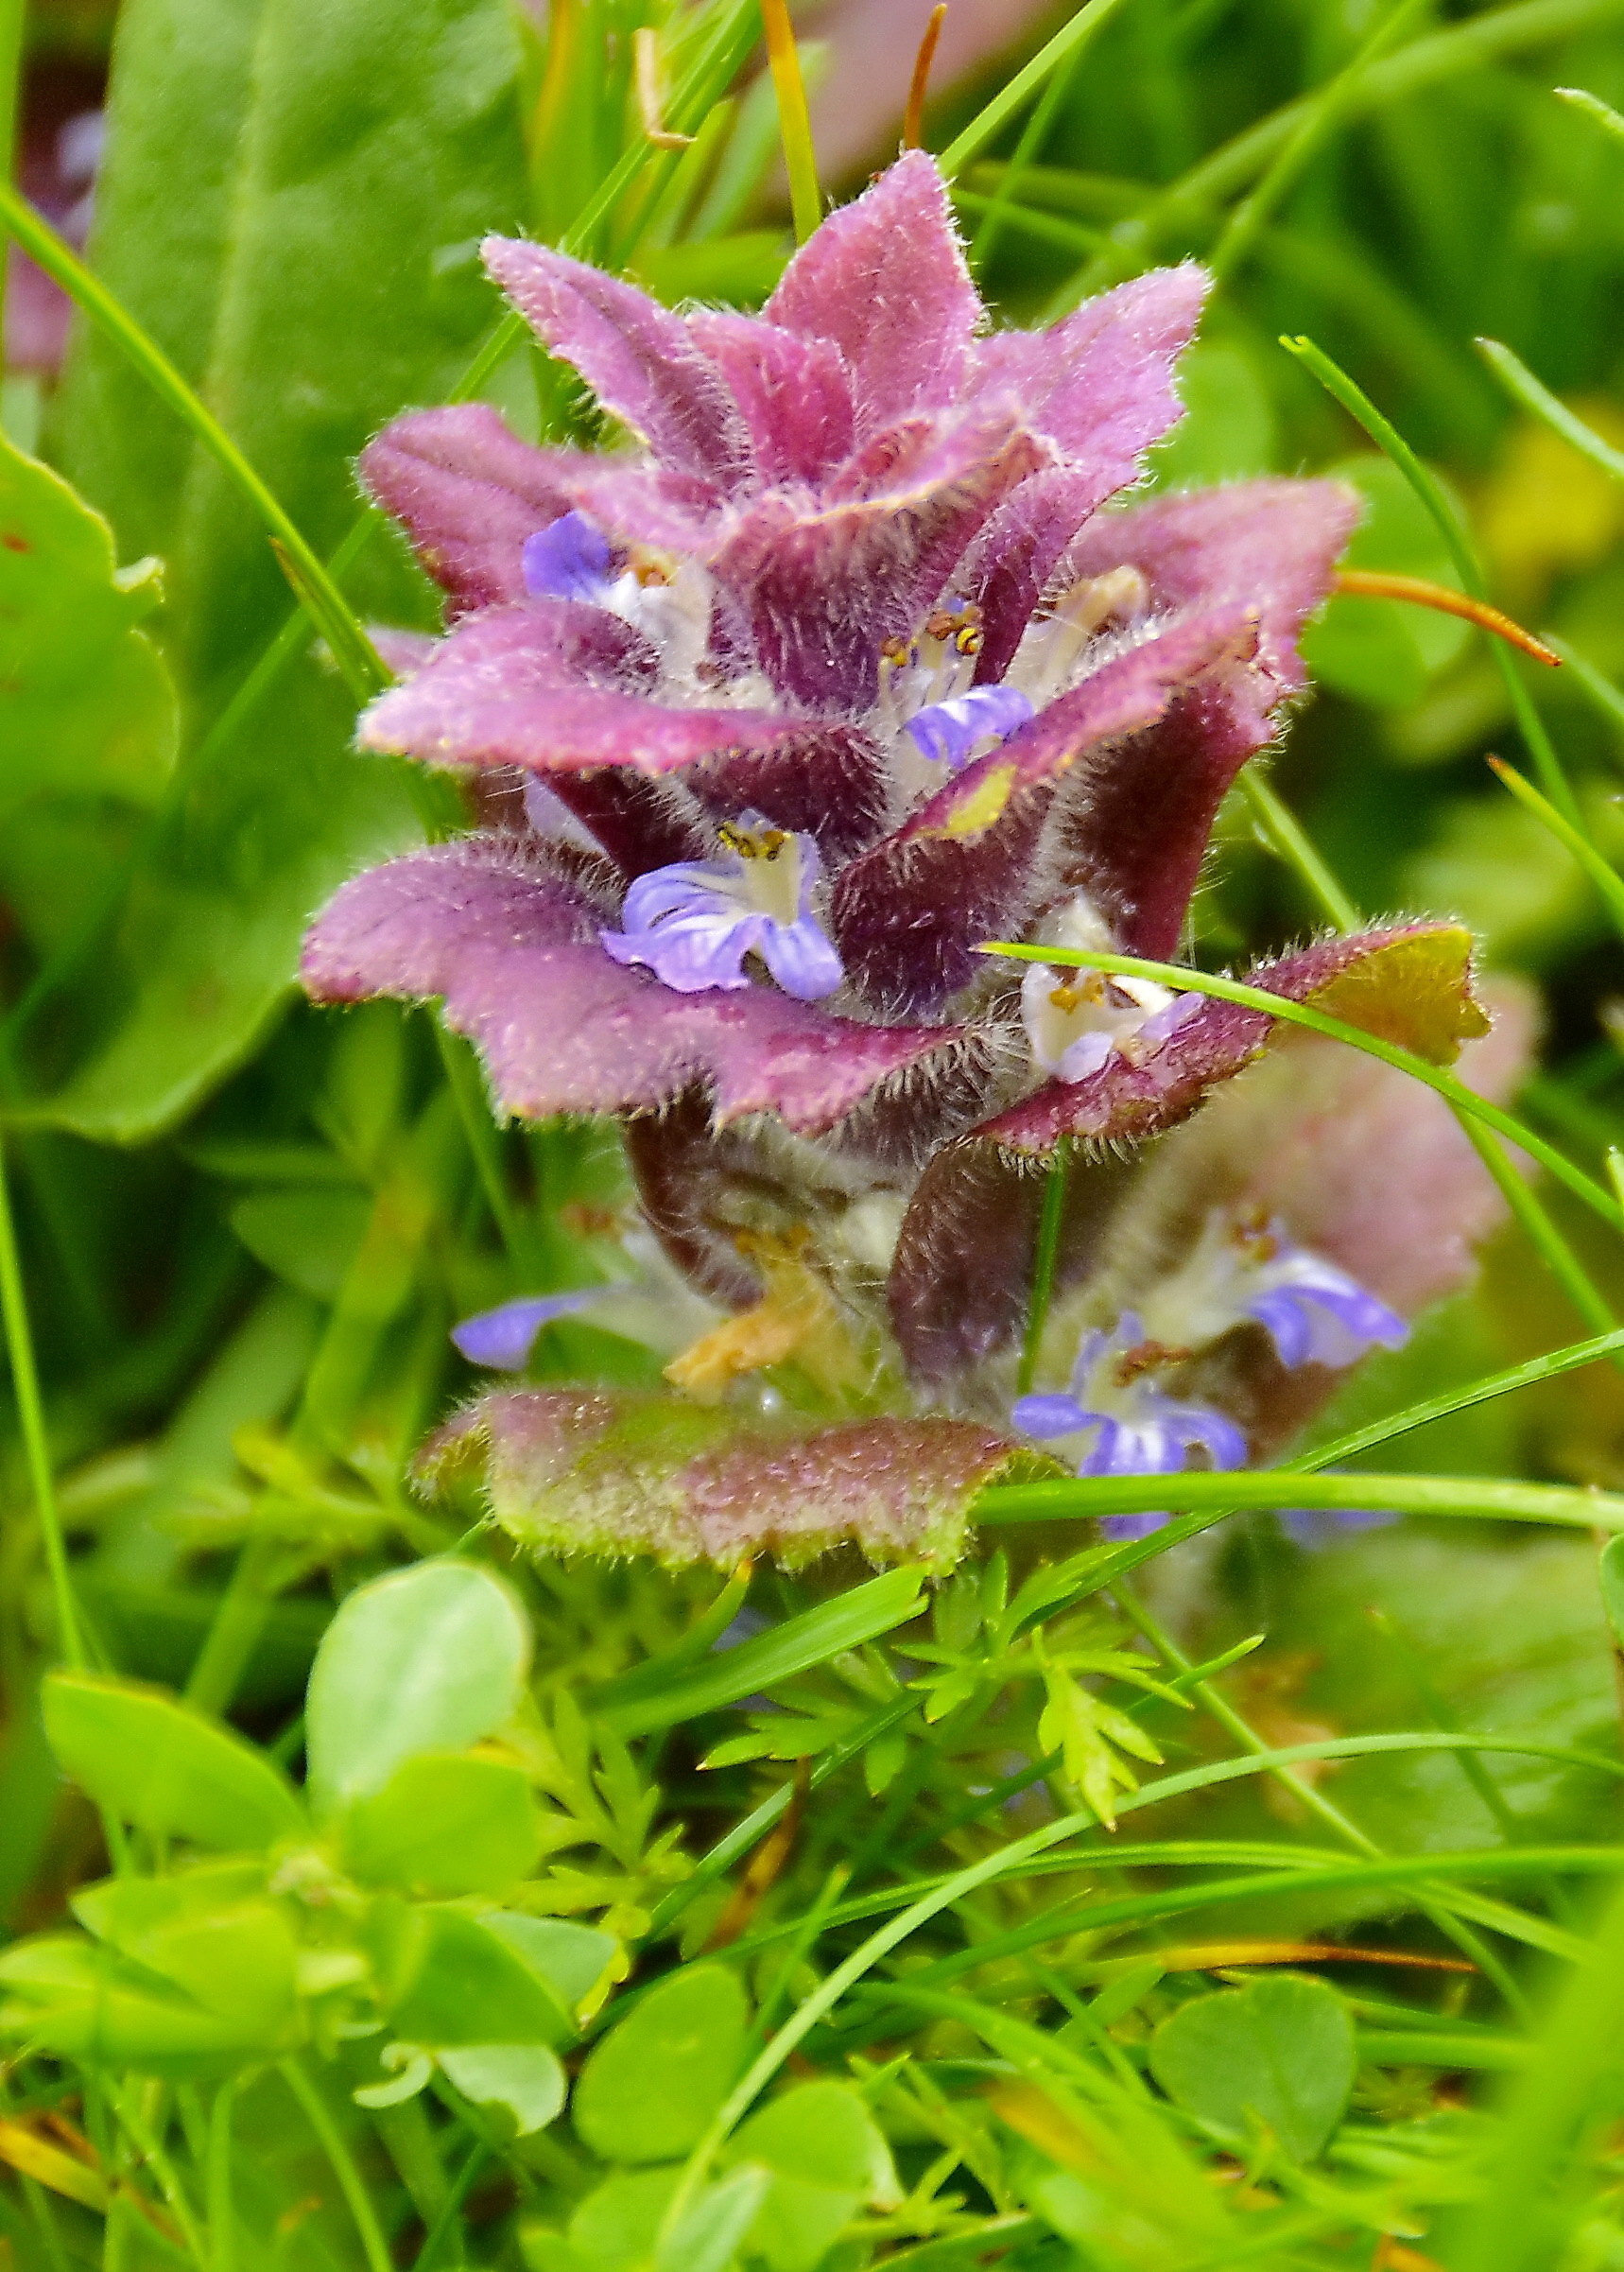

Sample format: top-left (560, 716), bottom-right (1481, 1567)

top-left (303, 153), bottom-right (1512, 1564)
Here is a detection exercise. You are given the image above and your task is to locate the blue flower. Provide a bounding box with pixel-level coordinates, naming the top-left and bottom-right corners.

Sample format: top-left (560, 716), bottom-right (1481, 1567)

top-left (1011, 1311), bottom-right (1247, 1524)
top-left (905, 684), bottom-right (1034, 770)
top-left (600, 813), bottom-right (844, 1000)
top-left (1143, 1212), bottom-right (1408, 1372)
top-left (1021, 960), bottom-right (1202, 1084)
top-left (452, 1287), bottom-right (614, 1370)
top-left (522, 510), bottom-right (616, 604)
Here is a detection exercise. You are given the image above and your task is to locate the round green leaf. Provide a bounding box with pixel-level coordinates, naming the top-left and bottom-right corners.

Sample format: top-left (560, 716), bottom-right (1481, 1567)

top-left (339, 1751), bottom-right (543, 1895)
top-left (304, 1560), bottom-right (530, 1815)
top-left (1149, 1975), bottom-right (1356, 2162)
top-left (573, 1964), bottom-right (751, 2164)
top-left (439, 2042), bottom-right (566, 2136)
top-left (43, 1672), bottom-right (305, 1850)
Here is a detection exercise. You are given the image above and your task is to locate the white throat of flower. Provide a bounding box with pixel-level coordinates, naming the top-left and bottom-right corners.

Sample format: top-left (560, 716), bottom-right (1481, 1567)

top-left (712, 819), bottom-right (806, 926)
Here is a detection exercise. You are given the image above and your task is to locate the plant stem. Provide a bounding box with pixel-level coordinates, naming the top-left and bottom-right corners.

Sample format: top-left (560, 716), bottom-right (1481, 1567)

top-left (0, 1140), bottom-right (82, 1669)
top-left (280, 2060), bottom-right (393, 2272)
top-left (940, 0), bottom-right (1135, 179)
top-left (0, 0), bottom-right (24, 348)
top-left (1018, 1145), bottom-right (1069, 1396)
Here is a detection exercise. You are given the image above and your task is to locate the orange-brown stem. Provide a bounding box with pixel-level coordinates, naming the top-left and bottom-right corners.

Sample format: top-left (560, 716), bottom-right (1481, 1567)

top-left (1333, 568), bottom-right (1562, 668)
top-left (903, 4), bottom-right (948, 149)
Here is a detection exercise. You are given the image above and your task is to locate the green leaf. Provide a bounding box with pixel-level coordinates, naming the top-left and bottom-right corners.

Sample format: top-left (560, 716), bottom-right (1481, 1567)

top-left (42, 1671), bottom-right (306, 1848)
top-left (566, 2168), bottom-right (681, 2272)
top-left (1149, 1976), bottom-right (1356, 2161)
top-left (228, 1187), bottom-right (371, 1300)
top-left (35, 0), bottom-right (529, 1136)
top-left (725, 2083), bottom-right (899, 2272)
top-left (72, 1868), bottom-right (297, 2032)
top-left (655, 2164), bottom-right (771, 2272)
top-left (595, 1566), bottom-right (926, 1741)
top-left (0, 432), bottom-right (176, 818)
top-left (338, 1750), bottom-right (543, 1895)
top-left (1148, 339), bottom-right (1279, 490)
top-left (573, 1964), bottom-right (751, 2165)
top-left (1600, 1536), bottom-right (1624, 1650)
top-left (304, 1559), bottom-right (531, 1815)
top-left (424, 1391), bottom-right (1035, 1588)
top-left (439, 2042), bottom-right (567, 2136)
top-left (0, 1932), bottom-right (296, 2073)
top-left (379, 1905), bottom-right (576, 2049)
top-left (481, 1914), bottom-right (618, 2022)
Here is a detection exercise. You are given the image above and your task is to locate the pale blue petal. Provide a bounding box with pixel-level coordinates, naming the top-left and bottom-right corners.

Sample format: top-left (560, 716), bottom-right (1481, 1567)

top-left (452, 1288), bottom-right (610, 1370)
top-left (522, 510), bottom-right (614, 604)
top-left (760, 914), bottom-right (844, 1001)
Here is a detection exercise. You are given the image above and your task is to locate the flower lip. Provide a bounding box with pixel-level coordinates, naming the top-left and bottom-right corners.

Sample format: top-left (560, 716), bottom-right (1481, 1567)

top-left (452, 1286), bottom-right (620, 1370)
top-left (522, 510), bottom-right (615, 605)
top-left (1138, 1209), bottom-right (1408, 1371)
top-left (1011, 1311), bottom-right (1247, 1483)
top-left (905, 683), bottom-right (1034, 770)
top-left (599, 812), bottom-right (845, 1001)
top-left (1021, 961), bottom-right (1201, 1084)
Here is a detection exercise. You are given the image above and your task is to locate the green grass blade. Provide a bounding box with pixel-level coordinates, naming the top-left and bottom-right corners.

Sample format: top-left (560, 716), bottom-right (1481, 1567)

top-left (977, 938), bottom-right (1624, 1234)
top-left (939, 0), bottom-right (1136, 179)
top-left (1477, 335), bottom-right (1624, 482)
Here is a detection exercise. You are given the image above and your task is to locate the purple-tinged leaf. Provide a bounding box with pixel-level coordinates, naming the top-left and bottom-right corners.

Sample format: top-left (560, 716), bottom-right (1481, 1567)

top-left (358, 405), bottom-right (720, 614)
top-left (963, 465), bottom-right (1134, 686)
top-left (419, 1390), bottom-right (1046, 1570)
top-left (711, 409), bottom-right (1049, 710)
top-left (972, 266), bottom-right (1208, 472)
top-left (889, 1142), bottom-right (1141, 1385)
top-left (830, 607), bottom-right (1260, 1016)
top-left (356, 605), bottom-right (832, 777)
top-left (979, 923), bottom-right (1490, 1155)
top-left (1080, 987), bottom-right (1536, 1460)
top-left (534, 771), bottom-right (705, 880)
top-left (1049, 670), bottom-right (1274, 962)
top-left (684, 311), bottom-right (855, 488)
top-left (888, 926), bottom-right (1494, 1385)
top-left (482, 238), bottom-right (752, 489)
top-left (1063, 478), bottom-right (1358, 699)
top-left (302, 841), bottom-right (966, 1135)
top-left (682, 723), bottom-right (890, 861)
top-left (765, 148), bottom-right (981, 437)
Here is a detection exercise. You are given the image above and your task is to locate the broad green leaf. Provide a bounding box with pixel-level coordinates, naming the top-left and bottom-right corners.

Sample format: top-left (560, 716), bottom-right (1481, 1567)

top-left (37, 0), bottom-right (529, 1136)
top-left (1301, 454), bottom-right (1472, 709)
top-left (228, 1187), bottom-right (371, 1300)
top-left (0, 1934), bottom-right (294, 2073)
top-left (573, 1964), bottom-right (751, 2165)
top-left (42, 1671), bottom-right (306, 1848)
top-left (73, 1869), bottom-right (297, 2032)
top-left (655, 2164), bottom-right (771, 2272)
top-left (1601, 1535), bottom-right (1624, 1650)
top-left (439, 2042), bottom-right (567, 2136)
top-left (379, 1905), bottom-right (573, 2048)
top-left (725, 2083), bottom-right (899, 2272)
top-left (338, 1750), bottom-right (543, 1895)
top-left (565, 2168), bottom-right (681, 2272)
top-left (0, 432), bottom-right (175, 817)
top-left (1148, 339), bottom-right (1279, 490)
top-left (1149, 1977), bottom-right (1356, 2161)
top-left (481, 1913), bottom-right (618, 2022)
top-left (304, 1559), bottom-right (531, 1815)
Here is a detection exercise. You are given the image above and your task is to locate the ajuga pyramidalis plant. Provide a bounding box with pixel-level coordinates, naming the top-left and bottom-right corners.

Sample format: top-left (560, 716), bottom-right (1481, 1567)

top-left (303, 153), bottom-right (1517, 1567)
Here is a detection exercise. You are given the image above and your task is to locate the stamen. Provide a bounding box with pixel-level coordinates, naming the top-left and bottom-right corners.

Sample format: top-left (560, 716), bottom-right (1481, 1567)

top-left (1332, 569), bottom-right (1562, 668)
top-left (1113, 1339), bottom-right (1195, 1386)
